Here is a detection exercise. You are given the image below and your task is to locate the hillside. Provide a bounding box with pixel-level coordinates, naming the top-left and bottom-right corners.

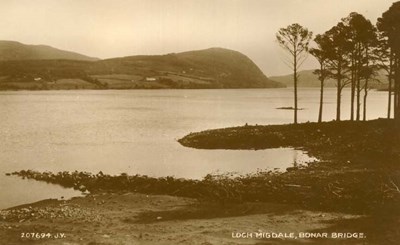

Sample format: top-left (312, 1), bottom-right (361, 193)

top-left (270, 69), bottom-right (389, 89)
top-left (0, 41), bottom-right (98, 61)
top-left (0, 47), bottom-right (284, 90)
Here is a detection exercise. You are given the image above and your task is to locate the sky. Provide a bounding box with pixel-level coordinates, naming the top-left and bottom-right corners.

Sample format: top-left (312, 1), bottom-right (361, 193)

top-left (0, 0), bottom-right (395, 76)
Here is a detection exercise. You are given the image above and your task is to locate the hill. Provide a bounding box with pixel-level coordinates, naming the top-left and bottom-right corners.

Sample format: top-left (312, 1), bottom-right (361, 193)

top-left (0, 47), bottom-right (284, 90)
top-left (0, 40), bottom-right (98, 61)
top-left (270, 69), bottom-right (389, 89)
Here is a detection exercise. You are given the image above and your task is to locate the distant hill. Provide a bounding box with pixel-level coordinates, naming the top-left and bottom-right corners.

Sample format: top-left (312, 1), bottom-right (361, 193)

top-left (270, 69), bottom-right (389, 89)
top-left (0, 46), bottom-right (284, 90)
top-left (270, 70), bottom-right (336, 87)
top-left (0, 40), bottom-right (98, 61)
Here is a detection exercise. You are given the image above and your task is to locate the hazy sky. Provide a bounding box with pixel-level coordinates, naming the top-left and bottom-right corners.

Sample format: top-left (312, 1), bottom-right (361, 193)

top-left (0, 0), bottom-right (395, 76)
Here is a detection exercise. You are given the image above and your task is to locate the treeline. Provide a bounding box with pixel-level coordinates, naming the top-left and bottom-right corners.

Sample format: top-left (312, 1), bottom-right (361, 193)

top-left (277, 1), bottom-right (400, 124)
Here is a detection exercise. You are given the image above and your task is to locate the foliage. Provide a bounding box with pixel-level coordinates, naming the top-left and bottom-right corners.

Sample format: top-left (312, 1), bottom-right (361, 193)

top-left (377, 1), bottom-right (400, 121)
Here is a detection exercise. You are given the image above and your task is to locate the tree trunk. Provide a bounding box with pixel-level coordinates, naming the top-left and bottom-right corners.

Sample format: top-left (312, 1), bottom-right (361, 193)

top-left (388, 52), bottom-right (393, 119)
top-left (356, 77), bottom-right (361, 120)
top-left (336, 81), bottom-right (341, 121)
top-left (363, 79), bottom-right (368, 121)
top-left (388, 78), bottom-right (393, 119)
top-left (363, 46), bottom-right (369, 121)
top-left (336, 59), bottom-right (343, 122)
top-left (294, 54), bottom-right (298, 124)
top-left (336, 65), bottom-right (341, 122)
top-left (318, 79), bottom-right (324, 123)
top-left (395, 58), bottom-right (400, 123)
top-left (356, 45), bottom-right (362, 121)
top-left (350, 55), bottom-right (355, 121)
top-left (395, 83), bottom-right (398, 120)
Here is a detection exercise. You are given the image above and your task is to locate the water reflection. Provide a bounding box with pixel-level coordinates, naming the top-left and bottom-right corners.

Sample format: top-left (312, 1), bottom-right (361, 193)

top-left (0, 172), bottom-right (81, 209)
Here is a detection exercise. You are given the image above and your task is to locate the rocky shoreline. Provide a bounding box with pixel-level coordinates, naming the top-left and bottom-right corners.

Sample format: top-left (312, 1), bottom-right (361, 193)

top-left (1, 119), bottom-right (400, 244)
top-left (6, 119), bottom-right (400, 214)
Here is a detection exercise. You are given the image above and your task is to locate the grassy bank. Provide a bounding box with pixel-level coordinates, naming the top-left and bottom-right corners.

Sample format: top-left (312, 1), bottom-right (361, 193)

top-left (177, 119), bottom-right (400, 213)
top-left (179, 119), bottom-right (400, 168)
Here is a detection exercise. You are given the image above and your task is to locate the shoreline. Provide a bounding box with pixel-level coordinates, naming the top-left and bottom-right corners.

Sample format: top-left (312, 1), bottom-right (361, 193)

top-left (1, 119), bottom-right (399, 244)
top-left (0, 87), bottom-right (290, 93)
top-left (1, 191), bottom-right (375, 244)
top-left (0, 87), bottom-right (387, 92)
top-left (178, 119), bottom-right (399, 165)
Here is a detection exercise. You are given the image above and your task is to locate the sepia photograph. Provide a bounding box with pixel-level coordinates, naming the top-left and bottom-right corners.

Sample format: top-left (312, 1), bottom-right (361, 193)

top-left (0, 0), bottom-right (399, 244)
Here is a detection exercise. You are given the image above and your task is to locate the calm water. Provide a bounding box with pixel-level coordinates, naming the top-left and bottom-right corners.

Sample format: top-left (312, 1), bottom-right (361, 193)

top-left (0, 88), bottom-right (389, 208)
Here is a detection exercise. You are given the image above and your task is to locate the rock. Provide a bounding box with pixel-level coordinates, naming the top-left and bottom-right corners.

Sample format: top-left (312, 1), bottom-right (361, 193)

top-left (78, 185), bottom-right (87, 192)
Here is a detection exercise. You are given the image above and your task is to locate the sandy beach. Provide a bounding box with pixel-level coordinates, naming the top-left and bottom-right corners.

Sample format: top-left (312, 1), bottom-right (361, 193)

top-left (1, 191), bottom-right (373, 245)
